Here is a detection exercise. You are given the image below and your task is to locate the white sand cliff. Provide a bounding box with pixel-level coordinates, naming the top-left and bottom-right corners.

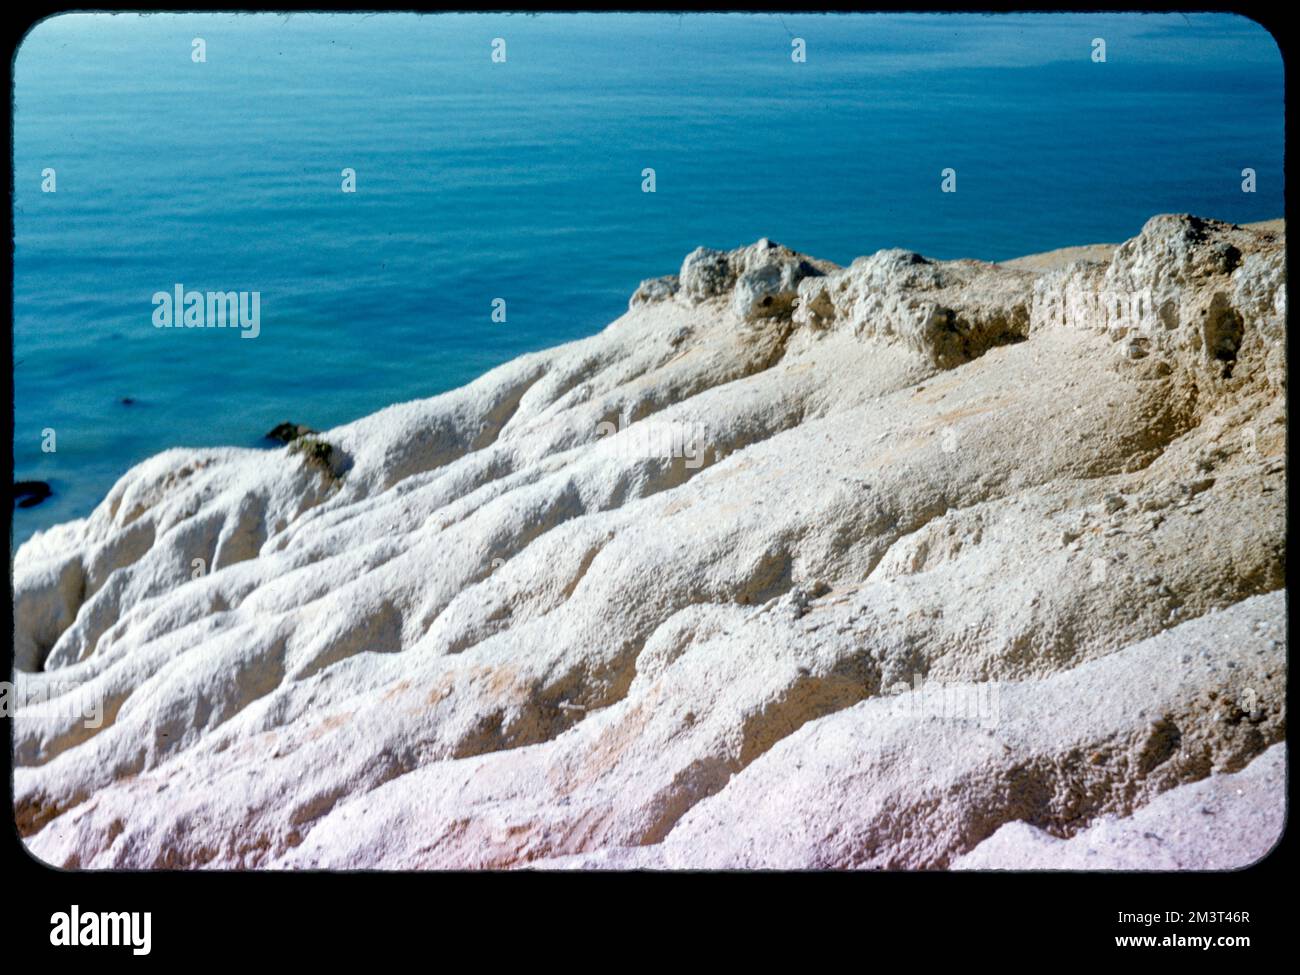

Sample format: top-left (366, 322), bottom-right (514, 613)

top-left (11, 214), bottom-right (1286, 870)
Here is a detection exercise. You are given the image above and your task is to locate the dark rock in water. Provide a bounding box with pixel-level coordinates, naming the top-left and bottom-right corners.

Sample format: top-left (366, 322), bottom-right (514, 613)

top-left (265, 421), bottom-right (317, 444)
top-left (14, 481), bottom-right (52, 508)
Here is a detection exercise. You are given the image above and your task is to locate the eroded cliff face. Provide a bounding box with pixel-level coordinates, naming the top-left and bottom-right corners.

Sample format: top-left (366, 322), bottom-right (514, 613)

top-left (11, 214), bottom-right (1286, 869)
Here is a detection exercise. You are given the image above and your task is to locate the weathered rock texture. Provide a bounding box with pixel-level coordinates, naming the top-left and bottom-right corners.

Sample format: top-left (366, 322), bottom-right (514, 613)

top-left (952, 742), bottom-right (1285, 870)
top-left (11, 214), bottom-right (1287, 870)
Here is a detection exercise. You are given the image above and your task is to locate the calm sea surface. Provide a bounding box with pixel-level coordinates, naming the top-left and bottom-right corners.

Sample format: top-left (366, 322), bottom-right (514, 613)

top-left (11, 12), bottom-right (1284, 546)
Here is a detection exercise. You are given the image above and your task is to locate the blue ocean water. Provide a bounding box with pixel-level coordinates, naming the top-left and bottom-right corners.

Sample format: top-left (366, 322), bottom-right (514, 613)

top-left (11, 12), bottom-right (1284, 547)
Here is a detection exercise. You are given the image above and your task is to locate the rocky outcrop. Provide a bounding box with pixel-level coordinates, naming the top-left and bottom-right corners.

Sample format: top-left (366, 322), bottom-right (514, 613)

top-left (10, 215), bottom-right (1286, 870)
top-left (13, 480), bottom-right (52, 509)
top-left (636, 237), bottom-right (836, 322)
top-left (264, 421), bottom-right (317, 444)
top-left (952, 742), bottom-right (1286, 870)
top-left (793, 248), bottom-right (1035, 367)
